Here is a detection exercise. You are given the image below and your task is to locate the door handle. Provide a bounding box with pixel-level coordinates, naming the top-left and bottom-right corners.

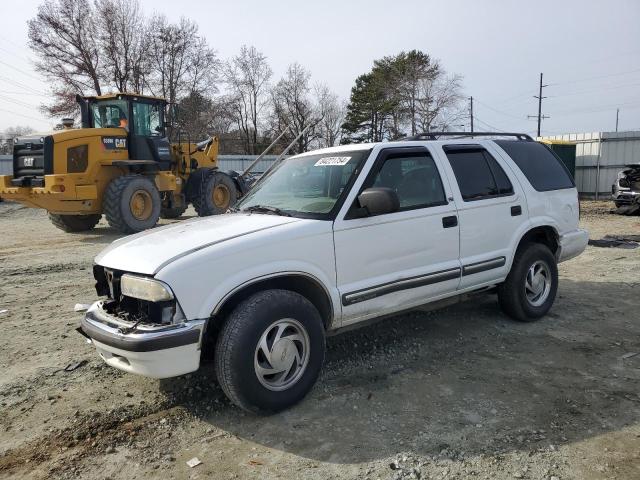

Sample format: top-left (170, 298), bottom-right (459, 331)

top-left (442, 215), bottom-right (458, 228)
top-left (511, 205), bottom-right (522, 216)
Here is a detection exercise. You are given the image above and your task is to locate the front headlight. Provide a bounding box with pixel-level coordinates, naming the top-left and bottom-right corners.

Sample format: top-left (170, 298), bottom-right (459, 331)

top-left (120, 274), bottom-right (174, 302)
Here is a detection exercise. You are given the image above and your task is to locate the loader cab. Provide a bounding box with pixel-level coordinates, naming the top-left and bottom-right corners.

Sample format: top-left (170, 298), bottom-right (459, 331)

top-left (80, 94), bottom-right (173, 170)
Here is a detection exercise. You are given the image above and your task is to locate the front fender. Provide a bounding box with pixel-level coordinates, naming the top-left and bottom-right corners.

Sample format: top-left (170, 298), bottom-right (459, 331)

top-left (197, 262), bottom-right (340, 321)
top-left (154, 222), bottom-right (338, 323)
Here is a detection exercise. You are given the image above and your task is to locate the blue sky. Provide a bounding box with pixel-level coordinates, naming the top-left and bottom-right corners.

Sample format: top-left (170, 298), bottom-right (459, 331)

top-left (1, 0), bottom-right (639, 136)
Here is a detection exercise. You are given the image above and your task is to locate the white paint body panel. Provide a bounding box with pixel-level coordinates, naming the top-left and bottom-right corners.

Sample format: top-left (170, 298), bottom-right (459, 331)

top-left (333, 144), bottom-right (460, 325)
top-left (95, 214), bottom-right (301, 275)
top-left (89, 138), bottom-right (589, 379)
top-left (155, 217), bottom-right (338, 321)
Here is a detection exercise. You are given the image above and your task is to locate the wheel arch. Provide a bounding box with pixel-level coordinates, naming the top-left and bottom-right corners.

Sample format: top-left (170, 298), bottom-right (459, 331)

top-left (515, 225), bottom-right (560, 259)
top-left (211, 272), bottom-right (334, 330)
top-left (198, 272), bottom-right (333, 359)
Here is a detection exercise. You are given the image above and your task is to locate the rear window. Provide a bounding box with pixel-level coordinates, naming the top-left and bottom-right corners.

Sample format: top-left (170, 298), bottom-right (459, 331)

top-left (444, 147), bottom-right (514, 201)
top-left (495, 141), bottom-right (574, 191)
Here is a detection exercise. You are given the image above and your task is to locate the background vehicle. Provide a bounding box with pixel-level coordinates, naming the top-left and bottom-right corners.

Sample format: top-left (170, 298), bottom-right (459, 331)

top-left (0, 93), bottom-right (251, 233)
top-left (80, 132), bottom-right (588, 413)
top-left (611, 163), bottom-right (640, 213)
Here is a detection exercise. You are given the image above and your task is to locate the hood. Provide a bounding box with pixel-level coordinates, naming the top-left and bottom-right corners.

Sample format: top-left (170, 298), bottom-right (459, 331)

top-left (95, 213), bottom-right (300, 275)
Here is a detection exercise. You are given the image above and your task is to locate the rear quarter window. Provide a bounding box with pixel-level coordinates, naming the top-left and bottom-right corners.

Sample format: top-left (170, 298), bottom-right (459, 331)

top-left (495, 140), bottom-right (575, 191)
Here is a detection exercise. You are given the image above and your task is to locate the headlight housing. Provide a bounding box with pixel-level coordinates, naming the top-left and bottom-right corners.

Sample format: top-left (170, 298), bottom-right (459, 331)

top-left (120, 274), bottom-right (174, 302)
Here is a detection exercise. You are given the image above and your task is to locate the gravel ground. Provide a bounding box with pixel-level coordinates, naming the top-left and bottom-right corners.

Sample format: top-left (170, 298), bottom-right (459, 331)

top-left (0, 201), bottom-right (639, 480)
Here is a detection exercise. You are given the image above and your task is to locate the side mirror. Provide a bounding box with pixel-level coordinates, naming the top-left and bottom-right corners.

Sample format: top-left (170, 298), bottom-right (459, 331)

top-left (357, 187), bottom-right (400, 216)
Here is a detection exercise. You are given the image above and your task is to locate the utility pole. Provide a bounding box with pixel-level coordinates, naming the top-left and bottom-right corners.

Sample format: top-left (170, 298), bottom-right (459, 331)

top-left (469, 96), bottom-right (474, 133)
top-left (616, 108), bottom-right (619, 132)
top-left (528, 73), bottom-right (549, 137)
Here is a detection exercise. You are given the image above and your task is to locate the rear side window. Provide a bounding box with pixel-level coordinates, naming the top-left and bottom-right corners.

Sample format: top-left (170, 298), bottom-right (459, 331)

top-left (495, 140), bottom-right (574, 191)
top-left (444, 147), bottom-right (514, 201)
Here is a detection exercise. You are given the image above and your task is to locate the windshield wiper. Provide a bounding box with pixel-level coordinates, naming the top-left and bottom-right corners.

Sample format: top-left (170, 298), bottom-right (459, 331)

top-left (241, 205), bottom-right (292, 217)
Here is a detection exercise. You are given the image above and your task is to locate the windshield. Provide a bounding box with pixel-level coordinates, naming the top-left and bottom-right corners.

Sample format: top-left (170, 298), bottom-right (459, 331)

top-left (236, 149), bottom-right (370, 219)
top-left (91, 99), bottom-right (129, 129)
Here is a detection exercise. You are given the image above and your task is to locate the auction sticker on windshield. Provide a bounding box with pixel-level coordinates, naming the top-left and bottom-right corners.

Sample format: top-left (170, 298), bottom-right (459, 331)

top-left (314, 156), bottom-right (352, 166)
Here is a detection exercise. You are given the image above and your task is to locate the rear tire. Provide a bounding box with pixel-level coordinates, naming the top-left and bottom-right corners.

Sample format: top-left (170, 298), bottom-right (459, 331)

top-left (104, 175), bottom-right (161, 234)
top-left (49, 213), bottom-right (101, 232)
top-left (215, 290), bottom-right (325, 414)
top-left (192, 170), bottom-right (237, 216)
top-left (498, 243), bottom-right (558, 322)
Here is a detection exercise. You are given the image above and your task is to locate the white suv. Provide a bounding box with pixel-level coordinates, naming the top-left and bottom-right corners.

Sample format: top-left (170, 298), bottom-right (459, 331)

top-left (80, 133), bottom-right (588, 413)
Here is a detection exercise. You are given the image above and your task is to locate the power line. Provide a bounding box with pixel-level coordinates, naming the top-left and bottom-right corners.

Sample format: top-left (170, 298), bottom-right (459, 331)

top-left (474, 116), bottom-right (506, 132)
top-left (0, 90), bottom-right (48, 97)
top-left (473, 98), bottom-right (525, 120)
top-left (0, 58), bottom-right (43, 83)
top-left (0, 75), bottom-right (43, 95)
top-left (547, 81), bottom-right (640, 99)
top-left (0, 33), bottom-right (28, 52)
top-left (0, 43), bottom-right (34, 65)
top-left (0, 107), bottom-right (50, 125)
top-left (494, 88), bottom-right (538, 107)
top-left (0, 95), bottom-right (41, 109)
top-left (551, 102), bottom-right (640, 117)
top-left (548, 67), bottom-right (640, 87)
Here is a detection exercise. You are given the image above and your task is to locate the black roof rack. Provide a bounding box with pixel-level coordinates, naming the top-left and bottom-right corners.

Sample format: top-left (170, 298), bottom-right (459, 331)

top-left (399, 132), bottom-right (534, 141)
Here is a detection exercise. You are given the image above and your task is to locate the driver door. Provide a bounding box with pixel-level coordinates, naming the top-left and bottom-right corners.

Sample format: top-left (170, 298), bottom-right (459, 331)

top-left (333, 146), bottom-right (461, 327)
top-left (129, 101), bottom-right (172, 169)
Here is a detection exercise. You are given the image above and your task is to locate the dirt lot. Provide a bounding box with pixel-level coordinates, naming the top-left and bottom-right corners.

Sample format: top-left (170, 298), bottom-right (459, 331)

top-left (0, 201), bottom-right (639, 480)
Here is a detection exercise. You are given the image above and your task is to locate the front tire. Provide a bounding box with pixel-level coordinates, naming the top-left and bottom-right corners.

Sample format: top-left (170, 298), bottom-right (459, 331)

top-left (215, 290), bottom-right (325, 414)
top-left (104, 175), bottom-right (161, 234)
top-left (498, 243), bottom-right (558, 322)
top-left (49, 213), bottom-right (101, 232)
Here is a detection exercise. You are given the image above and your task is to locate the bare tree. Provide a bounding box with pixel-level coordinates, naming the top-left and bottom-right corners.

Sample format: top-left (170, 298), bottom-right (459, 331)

top-left (223, 45), bottom-right (272, 154)
top-left (147, 16), bottom-right (218, 103)
top-left (1, 126), bottom-right (35, 154)
top-left (415, 73), bottom-right (465, 132)
top-left (146, 16), bottom-right (219, 140)
top-left (148, 16), bottom-right (189, 104)
top-left (269, 63), bottom-right (319, 154)
top-left (315, 83), bottom-right (345, 148)
top-left (95, 0), bottom-right (149, 94)
top-left (28, 0), bottom-right (102, 116)
top-left (175, 91), bottom-right (215, 141)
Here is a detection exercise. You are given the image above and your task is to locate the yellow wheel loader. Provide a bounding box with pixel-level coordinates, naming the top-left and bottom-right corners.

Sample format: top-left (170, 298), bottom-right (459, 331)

top-left (0, 93), bottom-right (250, 233)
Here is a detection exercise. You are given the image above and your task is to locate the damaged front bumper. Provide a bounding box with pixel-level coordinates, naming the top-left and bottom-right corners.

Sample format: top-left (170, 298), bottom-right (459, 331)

top-left (80, 301), bottom-right (205, 378)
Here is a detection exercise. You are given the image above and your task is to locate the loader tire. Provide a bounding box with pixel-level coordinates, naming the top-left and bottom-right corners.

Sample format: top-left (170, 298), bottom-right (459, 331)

top-left (192, 169), bottom-right (237, 216)
top-left (104, 175), bottom-right (161, 234)
top-left (49, 213), bottom-right (101, 233)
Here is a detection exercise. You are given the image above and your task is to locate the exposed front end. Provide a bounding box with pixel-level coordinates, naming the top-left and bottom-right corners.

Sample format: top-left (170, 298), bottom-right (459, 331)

top-left (612, 165), bottom-right (640, 206)
top-left (79, 265), bottom-right (204, 378)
